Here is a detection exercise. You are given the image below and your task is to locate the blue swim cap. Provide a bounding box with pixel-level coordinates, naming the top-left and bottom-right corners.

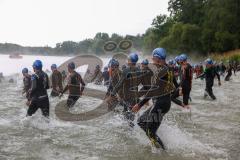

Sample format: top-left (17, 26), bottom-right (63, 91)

top-left (22, 68), bottom-right (28, 74)
top-left (108, 58), bottom-right (119, 67)
top-left (179, 54), bottom-right (188, 61)
top-left (152, 48), bottom-right (167, 60)
top-left (168, 59), bottom-right (176, 65)
top-left (141, 59), bottom-right (149, 65)
top-left (205, 58), bottom-right (213, 65)
top-left (128, 53), bottom-right (139, 63)
top-left (33, 60), bottom-right (43, 70)
top-left (68, 62), bottom-right (75, 69)
top-left (175, 56), bottom-right (180, 62)
top-left (51, 64), bottom-right (57, 69)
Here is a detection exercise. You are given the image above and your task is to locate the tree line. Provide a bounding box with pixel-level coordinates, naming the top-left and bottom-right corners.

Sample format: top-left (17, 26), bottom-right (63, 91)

top-left (144, 0), bottom-right (240, 55)
top-left (0, 0), bottom-right (239, 56)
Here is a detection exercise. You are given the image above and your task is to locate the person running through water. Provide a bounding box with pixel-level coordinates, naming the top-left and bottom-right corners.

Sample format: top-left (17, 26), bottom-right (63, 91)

top-left (168, 60), bottom-right (185, 107)
top-left (178, 54), bottom-right (193, 108)
top-left (132, 48), bottom-right (175, 149)
top-left (27, 60), bottom-right (50, 118)
top-left (106, 59), bottom-right (123, 109)
top-left (196, 58), bottom-right (221, 100)
top-left (91, 65), bottom-right (103, 85)
top-left (22, 68), bottom-right (31, 102)
top-left (61, 62), bottom-right (85, 108)
top-left (110, 53), bottom-right (141, 123)
top-left (50, 64), bottom-right (63, 97)
top-left (102, 66), bottom-right (110, 86)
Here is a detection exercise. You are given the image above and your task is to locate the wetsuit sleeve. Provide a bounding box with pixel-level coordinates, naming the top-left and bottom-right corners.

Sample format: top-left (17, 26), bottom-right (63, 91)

top-left (171, 96), bottom-right (183, 107)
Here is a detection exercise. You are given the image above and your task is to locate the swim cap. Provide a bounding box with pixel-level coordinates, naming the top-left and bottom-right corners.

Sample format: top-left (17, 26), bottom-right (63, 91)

top-left (33, 60), bottom-right (43, 70)
top-left (152, 48), bottom-right (167, 60)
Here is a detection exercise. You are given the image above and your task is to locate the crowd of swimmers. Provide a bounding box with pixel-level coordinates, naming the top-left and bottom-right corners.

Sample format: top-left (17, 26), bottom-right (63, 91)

top-left (18, 48), bottom-right (239, 149)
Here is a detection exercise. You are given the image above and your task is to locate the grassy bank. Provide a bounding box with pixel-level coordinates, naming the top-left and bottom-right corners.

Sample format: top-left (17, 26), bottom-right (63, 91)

top-left (211, 49), bottom-right (240, 63)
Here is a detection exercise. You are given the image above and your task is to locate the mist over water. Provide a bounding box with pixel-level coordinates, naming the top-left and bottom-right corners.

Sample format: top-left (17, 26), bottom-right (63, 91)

top-left (0, 54), bottom-right (239, 160)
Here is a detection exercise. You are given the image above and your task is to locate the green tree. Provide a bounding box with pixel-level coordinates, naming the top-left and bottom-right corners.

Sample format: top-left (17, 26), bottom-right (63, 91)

top-left (168, 0), bottom-right (205, 25)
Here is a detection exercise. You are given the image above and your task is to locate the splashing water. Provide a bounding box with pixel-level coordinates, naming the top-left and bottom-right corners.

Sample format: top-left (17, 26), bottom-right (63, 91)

top-left (0, 54), bottom-right (239, 160)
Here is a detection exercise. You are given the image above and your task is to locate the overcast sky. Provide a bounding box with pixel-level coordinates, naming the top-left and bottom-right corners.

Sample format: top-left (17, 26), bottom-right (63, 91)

top-left (0, 0), bottom-right (169, 47)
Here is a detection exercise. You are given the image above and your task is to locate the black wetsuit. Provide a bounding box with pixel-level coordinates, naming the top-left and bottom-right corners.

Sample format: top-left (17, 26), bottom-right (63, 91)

top-left (140, 67), bottom-right (153, 91)
top-left (63, 71), bottom-right (85, 108)
top-left (28, 71), bottom-right (50, 117)
top-left (197, 67), bottom-right (220, 100)
top-left (169, 66), bottom-right (183, 107)
top-left (180, 64), bottom-right (193, 105)
top-left (137, 64), bottom-right (174, 149)
top-left (112, 66), bottom-right (141, 111)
